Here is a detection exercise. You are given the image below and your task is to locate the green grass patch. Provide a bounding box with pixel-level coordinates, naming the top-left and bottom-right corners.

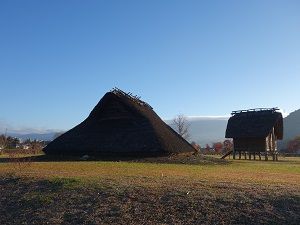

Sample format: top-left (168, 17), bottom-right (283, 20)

top-left (48, 177), bottom-right (81, 189)
top-left (21, 191), bottom-right (55, 206)
top-left (0, 156), bottom-right (299, 188)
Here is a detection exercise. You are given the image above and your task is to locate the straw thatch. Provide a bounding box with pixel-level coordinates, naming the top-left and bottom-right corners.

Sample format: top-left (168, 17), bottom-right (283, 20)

top-left (226, 109), bottom-right (283, 139)
top-left (44, 89), bottom-right (195, 156)
top-left (225, 108), bottom-right (283, 153)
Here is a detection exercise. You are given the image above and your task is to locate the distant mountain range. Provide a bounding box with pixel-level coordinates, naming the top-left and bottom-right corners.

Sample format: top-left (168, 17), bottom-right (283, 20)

top-left (283, 109), bottom-right (300, 140)
top-left (6, 132), bottom-right (57, 141)
top-left (4, 109), bottom-right (300, 149)
top-left (278, 109), bottom-right (300, 149)
top-left (168, 110), bottom-right (300, 147)
top-left (7, 117), bottom-right (229, 145)
top-left (166, 117), bottom-right (229, 146)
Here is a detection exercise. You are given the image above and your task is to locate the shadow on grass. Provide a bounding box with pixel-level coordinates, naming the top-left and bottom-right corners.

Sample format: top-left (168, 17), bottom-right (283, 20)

top-left (0, 153), bottom-right (230, 165)
top-left (0, 175), bottom-right (80, 191)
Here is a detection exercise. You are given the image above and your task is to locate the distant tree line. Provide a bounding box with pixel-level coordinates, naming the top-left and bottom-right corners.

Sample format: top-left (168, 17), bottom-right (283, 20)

top-left (285, 136), bottom-right (300, 153)
top-left (190, 136), bottom-right (300, 154)
top-left (0, 134), bottom-right (49, 151)
top-left (190, 139), bottom-right (233, 154)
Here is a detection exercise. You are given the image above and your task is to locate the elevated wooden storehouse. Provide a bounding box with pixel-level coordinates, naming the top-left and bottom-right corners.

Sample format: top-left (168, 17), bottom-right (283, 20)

top-left (225, 108), bottom-right (283, 160)
top-left (44, 88), bottom-right (195, 157)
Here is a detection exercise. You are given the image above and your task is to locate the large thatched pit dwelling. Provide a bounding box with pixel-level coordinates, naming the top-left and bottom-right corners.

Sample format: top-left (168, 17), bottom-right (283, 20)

top-left (44, 88), bottom-right (195, 157)
top-left (225, 108), bottom-right (283, 161)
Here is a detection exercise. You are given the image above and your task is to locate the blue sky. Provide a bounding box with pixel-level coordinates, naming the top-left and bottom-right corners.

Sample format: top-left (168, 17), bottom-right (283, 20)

top-left (0, 0), bottom-right (299, 132)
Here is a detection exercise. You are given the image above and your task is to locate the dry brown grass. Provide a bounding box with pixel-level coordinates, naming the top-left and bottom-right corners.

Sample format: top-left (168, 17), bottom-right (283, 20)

top-left (0, 156), bottom-right (299, 224)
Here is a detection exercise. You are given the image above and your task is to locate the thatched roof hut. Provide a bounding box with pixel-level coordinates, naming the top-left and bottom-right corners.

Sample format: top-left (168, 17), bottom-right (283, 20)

top-left (225, 108), bottom-right (283, 155)
top-left (44, 88), bottom-right (195, 157)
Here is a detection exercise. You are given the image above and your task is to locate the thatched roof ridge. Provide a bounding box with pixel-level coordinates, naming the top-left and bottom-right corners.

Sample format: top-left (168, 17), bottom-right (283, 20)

top-left (225, 109), bottom-right (283, 139)
top-left (44, 89), bottom-right (195, 156)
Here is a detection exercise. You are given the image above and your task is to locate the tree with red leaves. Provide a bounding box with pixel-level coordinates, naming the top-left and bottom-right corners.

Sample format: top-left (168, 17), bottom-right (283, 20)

top-left (287, 136), bottom-right (300, 153)
top-left (213, 142), bottom-right (223, 153)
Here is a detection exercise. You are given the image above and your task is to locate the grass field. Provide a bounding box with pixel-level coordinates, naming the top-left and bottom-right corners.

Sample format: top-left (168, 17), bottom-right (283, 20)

top-left (0, 155), bottom-right (299, 224)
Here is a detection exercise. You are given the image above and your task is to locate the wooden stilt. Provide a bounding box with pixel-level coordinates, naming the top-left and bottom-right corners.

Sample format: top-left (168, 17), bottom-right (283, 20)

top-left (253, 152), bottom-right (256, 160)
top-left (259, 153), bottom-right (261, 160)
top-left (233, 150), bottom-right (236, 159)
top-left (272, 153), bottom-right (275, 161)
top-left (239, 151), bottom-right (241, 159)
top-left (276, 153), bottom-right (278, 161)
top-left (265, 153), bottom-right (268, 161)
top-left (244, 152), bottom-right (247, 160)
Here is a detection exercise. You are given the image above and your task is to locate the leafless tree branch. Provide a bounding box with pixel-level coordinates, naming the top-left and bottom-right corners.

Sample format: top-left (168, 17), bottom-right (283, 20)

top-left (172, 114), bottom-right (190, 140)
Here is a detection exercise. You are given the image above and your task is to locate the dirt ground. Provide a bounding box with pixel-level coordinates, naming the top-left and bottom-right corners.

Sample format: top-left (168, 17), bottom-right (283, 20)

top-left (0, 175), bottom-right (299, 225)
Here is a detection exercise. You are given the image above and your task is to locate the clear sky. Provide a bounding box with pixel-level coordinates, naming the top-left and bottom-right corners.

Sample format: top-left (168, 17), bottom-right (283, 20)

top-left (0, 0), bottom-right (299, 132)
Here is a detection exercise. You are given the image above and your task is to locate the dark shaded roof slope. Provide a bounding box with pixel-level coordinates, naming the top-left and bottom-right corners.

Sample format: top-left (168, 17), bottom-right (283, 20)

top-left (225, 109), bottom-right (283, 139)
top-left (44, 89), bottom-right (195, 156)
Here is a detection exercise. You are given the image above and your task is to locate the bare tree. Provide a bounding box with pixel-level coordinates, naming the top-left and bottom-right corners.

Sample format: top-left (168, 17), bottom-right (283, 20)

top-left (172, 114), bottom-right (190, 140)
top-left (0, 135), bottom-right (6, 149)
